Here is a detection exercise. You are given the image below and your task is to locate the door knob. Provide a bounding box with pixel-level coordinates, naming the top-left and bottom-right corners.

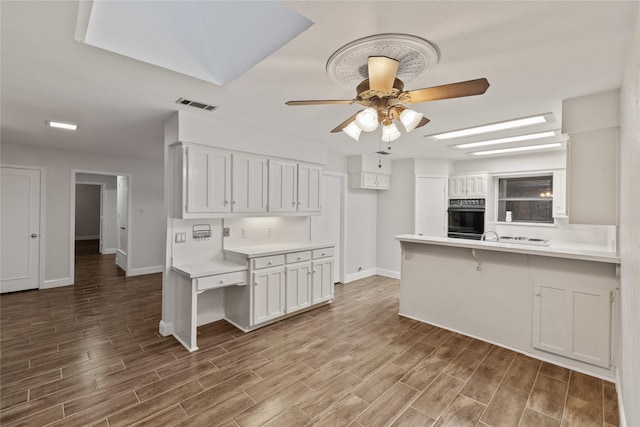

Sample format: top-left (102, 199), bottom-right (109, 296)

top-left (31, 233), bottom-right (38, 238)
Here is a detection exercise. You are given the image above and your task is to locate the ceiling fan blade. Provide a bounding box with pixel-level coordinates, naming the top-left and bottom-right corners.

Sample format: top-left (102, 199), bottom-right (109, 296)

top-left (415, 116), bottom-right (431, 129)
top-left (368, 56), bottom-right (399, 95)
top-left (401, 78), bottom-right (490, 104)
top-left (330, 111), bottom-right (362, 133)
top-left (286, 100), bottom-right (354, 106)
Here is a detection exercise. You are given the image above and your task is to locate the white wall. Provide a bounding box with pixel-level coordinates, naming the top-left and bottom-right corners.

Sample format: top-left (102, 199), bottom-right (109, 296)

top-left (376, 158), bottom-right (416, 277)
top-left (76, 173), bottom-right (117, 252)
top-left (452, 150), bottom-right (566, 174)
top-left (324, 151), bottom-right (378, 282)
top-left (618, 5), bottom-right (640, 426)
top-left (74, 184), bottom-right (101, 239)
top-left (0, 142), bottom-right (164, 286)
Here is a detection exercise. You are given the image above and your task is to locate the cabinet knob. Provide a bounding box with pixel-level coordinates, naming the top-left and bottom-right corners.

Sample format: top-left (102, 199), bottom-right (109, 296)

top-left (268, 261), bottom-right (272, 265)
top-left (297, 257), bottom-right (301, 260)
top-left (292, 202), bottom-right (296, 207)
top-left (31, 233), bottom-right (38, 238)
top-left (232, 201), bottom-right (236, 204)
top-left (321, 253), bottom-right (325, 256)
top-left (219, 280), bottom-right (224, 284)
top-left (534, 292), bottom-right (541, 297)
top-left (254, 282), bottom-right (258, 286)
top-left (224, 200), bottom-right (228, 205)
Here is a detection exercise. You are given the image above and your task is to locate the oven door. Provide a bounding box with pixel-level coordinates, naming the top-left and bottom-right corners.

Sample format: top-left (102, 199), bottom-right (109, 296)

top-left (447, 208), bottom-right (485, 240)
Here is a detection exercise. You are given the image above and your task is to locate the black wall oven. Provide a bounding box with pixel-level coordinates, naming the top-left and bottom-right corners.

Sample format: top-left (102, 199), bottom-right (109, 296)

top-left (448, 198), bottom-right (485, 240)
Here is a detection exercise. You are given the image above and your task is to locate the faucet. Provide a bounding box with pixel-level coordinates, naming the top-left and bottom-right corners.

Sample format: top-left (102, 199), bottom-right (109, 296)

top-left (481, 231), bottom-right (499, 242)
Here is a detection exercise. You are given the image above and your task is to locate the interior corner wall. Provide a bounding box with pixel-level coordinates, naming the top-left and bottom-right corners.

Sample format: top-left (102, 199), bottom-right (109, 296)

top-left (618, 4), bottom-right (640, 426)
top-left (376, 158), bottom-right (417, 276)
top-left (0, 142), bottom-right (164, 284)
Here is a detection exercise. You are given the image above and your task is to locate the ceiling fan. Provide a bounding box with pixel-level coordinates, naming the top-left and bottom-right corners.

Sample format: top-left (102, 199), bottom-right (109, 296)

top-left (286, 56), bottom-right (489, 145)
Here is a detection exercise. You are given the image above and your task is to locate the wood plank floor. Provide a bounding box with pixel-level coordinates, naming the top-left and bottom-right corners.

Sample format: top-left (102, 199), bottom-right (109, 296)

top-left (0, 240), bottom-right (620, 426)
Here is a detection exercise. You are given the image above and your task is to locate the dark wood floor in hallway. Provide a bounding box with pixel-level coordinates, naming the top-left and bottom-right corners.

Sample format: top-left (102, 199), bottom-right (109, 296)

top-left (0, 241), bottom-right (620, 426)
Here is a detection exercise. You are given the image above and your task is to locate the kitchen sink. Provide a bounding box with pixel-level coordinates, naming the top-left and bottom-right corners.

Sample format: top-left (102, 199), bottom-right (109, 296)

top-left (498, 236), bottom-right (551, 247)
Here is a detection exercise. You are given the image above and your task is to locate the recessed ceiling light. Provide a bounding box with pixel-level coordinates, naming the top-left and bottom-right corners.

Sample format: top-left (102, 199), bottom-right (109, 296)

top-left (47, 121), bottom-right (78, 131)
top-left (470, 143), bottom-right (562, 156)
top-left (454, 131), bottom-right (557, 149)
top-left (431, 114), bottom-right (550, 140)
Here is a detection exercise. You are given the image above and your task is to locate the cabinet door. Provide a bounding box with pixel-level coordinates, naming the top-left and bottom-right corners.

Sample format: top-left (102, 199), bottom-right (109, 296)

top-left (448, 176), bottom-right (466, 197)
top-left (298, 164), bottom-right (322, 212)
top-left (253, 267), bottom-right (285, 325)
top-left (268, 160), bottom-right (297, 212)
top-left (361, 173), bottom-right (378, 189)
top-left (466, 175), bottom-right (487, 197)
top-left (285, 262), bottom-right (311, 314)
top-left (376, 174), bottom-right (391, 190)
top-left (185, 146), bottom-right (231, 214)
top-left (232, 155), bottom-right (268, 213)
top-left (312, 259), bottom-right (334, 304)
top-left (533, 282), bottom-right (611, 368)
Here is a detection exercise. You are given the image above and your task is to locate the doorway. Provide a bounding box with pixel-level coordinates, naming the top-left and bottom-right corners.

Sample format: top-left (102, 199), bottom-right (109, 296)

top-left (1, 166), bottom-right (43, 293)
top-left (71, 170), bottom-right (130, 282)
top-left (415, 176), bottom-right (447, 237)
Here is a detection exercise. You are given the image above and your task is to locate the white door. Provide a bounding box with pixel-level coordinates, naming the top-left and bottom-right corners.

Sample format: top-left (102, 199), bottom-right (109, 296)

top-left (116, 175), bottom-right (128, 272)
top-left (324, 174), bottom-right (342, 283)
top-left (415, 177), bottom-right (447, 237)
top-left (1, 167), bottom-right (40, 293)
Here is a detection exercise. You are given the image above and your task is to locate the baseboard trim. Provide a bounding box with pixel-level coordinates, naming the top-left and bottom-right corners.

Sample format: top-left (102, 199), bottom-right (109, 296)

top-left (101, 248), bottom-right (116, 255)
top-left (41, 277), bottom-right (73, 289)
top-left (376, 268), bottom-right (400, 279)
top-left (127, 265), bottom-right (163, 277)
top-left (344, 268), bottom-right (376, 283)
top-left (158, 320), bottom-right (173, 336)
top-left (75, 235), bottom-right (99, 241)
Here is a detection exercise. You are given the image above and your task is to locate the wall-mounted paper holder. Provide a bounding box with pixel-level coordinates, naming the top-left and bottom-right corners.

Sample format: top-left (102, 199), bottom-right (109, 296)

top-left (192, 224), bottom-right (212, 240)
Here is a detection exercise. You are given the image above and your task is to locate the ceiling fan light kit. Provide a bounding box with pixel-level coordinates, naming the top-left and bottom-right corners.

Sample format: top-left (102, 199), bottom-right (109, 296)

top-left (286, 33), bottom-right (490, 150)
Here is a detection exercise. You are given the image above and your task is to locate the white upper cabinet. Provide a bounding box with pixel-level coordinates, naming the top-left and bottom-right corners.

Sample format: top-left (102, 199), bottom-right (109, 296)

top-left (181, 145), bottom-right (230, 217)
top-left (232, 154), bottom-right (268, 213)
top-left (348, 154), bottom-right (392, 190)
top-left (268, 160), bottom-right (298, 213)
top-left (298, 164), bottom-right (322, 213)
top-left (448, 174), bottom-right (488, 198)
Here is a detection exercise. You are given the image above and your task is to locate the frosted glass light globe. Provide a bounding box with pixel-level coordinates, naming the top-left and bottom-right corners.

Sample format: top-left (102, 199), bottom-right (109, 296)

top-left (355, 108), bottom-right (379, 132)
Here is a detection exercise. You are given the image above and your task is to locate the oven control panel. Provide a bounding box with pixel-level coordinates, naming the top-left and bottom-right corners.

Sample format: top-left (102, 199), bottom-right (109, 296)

top-left (449, 198), bottom-right (485, 208)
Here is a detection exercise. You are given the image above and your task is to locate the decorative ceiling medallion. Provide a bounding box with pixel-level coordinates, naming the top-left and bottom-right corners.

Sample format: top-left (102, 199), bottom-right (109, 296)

top-left (326, 34), bottom-right (439, 88)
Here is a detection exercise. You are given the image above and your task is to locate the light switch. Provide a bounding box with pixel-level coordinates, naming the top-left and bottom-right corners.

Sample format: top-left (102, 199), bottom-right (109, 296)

top-left (175, 232), bottom-right (187, 243)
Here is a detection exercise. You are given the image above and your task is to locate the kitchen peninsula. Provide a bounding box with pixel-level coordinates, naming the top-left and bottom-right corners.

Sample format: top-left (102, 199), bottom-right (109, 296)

top-left (396, 234), bottom-right (620, 379)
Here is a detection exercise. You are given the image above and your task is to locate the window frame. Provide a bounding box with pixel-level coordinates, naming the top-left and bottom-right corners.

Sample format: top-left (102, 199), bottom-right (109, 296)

top-left (493, 171), bottom-right (556, 225)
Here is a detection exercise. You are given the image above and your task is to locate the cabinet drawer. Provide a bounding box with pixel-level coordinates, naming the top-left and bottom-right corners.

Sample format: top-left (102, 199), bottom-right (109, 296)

top-left (286, 251), bottom-right (311, 264)
top-left (312, 247), bottom-right (334, 259)
top-left (253, 255), bottom-right (285, 269)
top-left (196, 271), bottom-right (247, 292)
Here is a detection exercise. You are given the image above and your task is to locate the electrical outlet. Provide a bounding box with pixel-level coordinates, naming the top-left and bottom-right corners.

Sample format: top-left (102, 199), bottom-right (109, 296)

top-left (592, 228), bottom-right (600, 237)
top-left (223, 227), bottom-right (230, 237)
top-left (267, 228), bottom-right (272, 237)
top-left (242, 228), bottom-right (248, 238)
top-left (175, 232), bottom-right (186, 243)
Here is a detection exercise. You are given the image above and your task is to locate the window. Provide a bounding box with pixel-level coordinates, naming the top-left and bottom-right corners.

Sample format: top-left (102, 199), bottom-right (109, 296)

top-left (497, 175), bottom-right (553, 223)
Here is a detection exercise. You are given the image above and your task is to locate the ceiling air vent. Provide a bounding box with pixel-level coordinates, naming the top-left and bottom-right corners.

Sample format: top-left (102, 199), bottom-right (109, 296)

top-left (176, 97), bottom-right (218, 111)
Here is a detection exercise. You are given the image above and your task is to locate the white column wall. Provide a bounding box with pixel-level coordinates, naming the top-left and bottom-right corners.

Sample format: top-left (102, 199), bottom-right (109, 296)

top-left (618, 4), bottom-right (640, 425)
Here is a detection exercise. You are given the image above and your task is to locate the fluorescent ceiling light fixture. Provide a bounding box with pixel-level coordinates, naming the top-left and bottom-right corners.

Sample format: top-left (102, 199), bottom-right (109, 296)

top-left (47, 121), bottom-right (78, 131)
top-left (432, 115), bottom-right (548, 140)
top-left (454, 131), bottom-right (557, 149)
top-left (471, 143), bottom-right (562, 156)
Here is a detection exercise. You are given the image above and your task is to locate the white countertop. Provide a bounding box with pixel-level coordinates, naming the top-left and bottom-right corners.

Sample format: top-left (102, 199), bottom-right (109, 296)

top-left (224, 242), bottom-right (334, 258)
top-left (172, 259), bottom-right (247, 279)
top-left (395, 234), bottom-right (620, 264)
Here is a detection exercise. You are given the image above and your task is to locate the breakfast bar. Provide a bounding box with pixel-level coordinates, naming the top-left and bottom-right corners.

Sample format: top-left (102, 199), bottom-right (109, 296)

top-left (396, 234), bottom-right (620, 379)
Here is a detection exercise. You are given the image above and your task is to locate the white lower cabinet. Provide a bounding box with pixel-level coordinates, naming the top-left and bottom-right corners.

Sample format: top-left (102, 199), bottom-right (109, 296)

top-left (312, 257), bottom-right (334, 305)
top-left (248, 246), bottom-right (333, 328)
top-left (252, 266), bottom-right (285, 325)
top-left (285, 262), bottom-right (312, 314)
top-left (533, 281), bottom-right (612, 368)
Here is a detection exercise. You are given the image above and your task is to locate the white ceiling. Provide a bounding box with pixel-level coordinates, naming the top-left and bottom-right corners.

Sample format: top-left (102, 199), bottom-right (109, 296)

top-left (1, 1), bottom-right (637, 162)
